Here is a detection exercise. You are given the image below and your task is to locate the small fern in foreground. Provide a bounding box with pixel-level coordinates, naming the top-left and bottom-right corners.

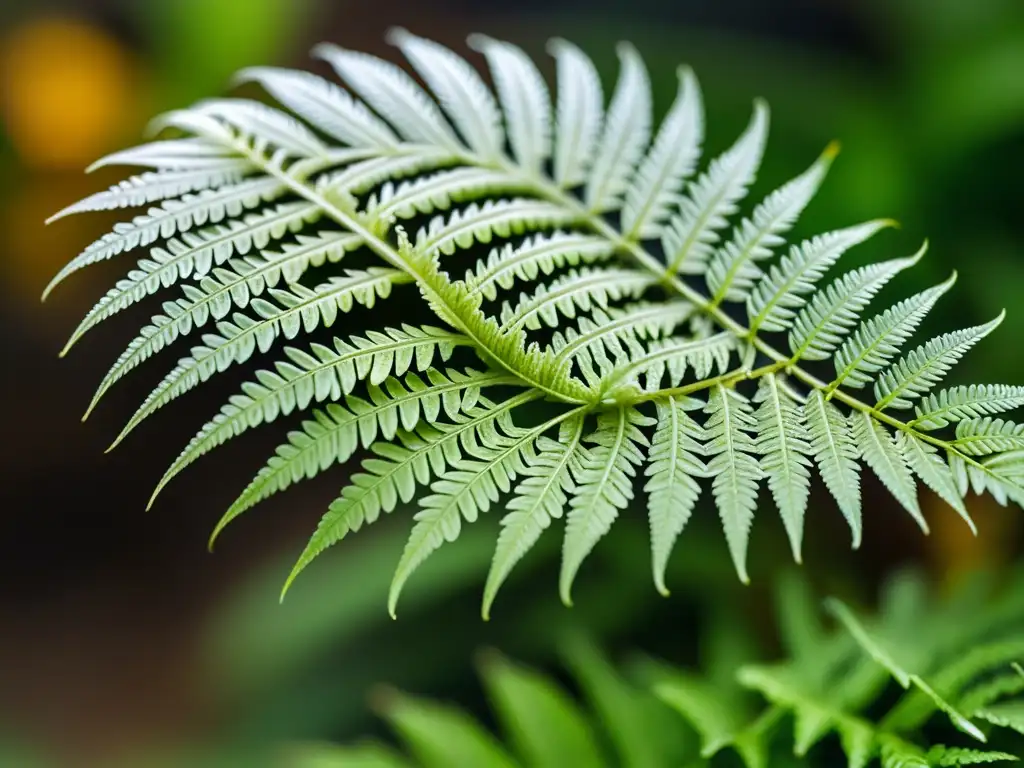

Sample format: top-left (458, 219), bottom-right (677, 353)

top-left (48, 28), bottom-right (1024, 615)
top-left (286, 571), bottom-right (1024, 767)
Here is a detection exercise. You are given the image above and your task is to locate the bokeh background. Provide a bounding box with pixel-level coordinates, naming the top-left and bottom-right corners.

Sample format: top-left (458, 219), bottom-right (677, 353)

top-left (1, 0), bottom-right (1022, 765)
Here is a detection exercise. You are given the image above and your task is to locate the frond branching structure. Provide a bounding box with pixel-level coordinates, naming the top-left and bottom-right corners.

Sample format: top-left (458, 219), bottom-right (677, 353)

top-left (47, 29), bottom-right (1024, 616)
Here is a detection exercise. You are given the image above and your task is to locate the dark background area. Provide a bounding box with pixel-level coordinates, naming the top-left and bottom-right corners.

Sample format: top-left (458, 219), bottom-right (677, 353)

top-left (1, 0), bottom-right (1022, 765)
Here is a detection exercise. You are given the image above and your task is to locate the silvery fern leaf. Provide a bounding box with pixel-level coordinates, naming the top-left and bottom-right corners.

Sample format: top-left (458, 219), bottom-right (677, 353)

top-left (704, 385), bottom-right (763, 583)
top-left (465, 232), bottom-right (615, 301)
top-left (644, 396), bottom-right (706, 595)
top-left (754, 375), bottom-right (813, 562)
top-left (911, 385), bottom-right (1024, 431)
top-left (874, 313), bottom-right (1005, 410)
top-left (850, 413), bottom-right (925, 531)
top-left (43, 176), bottom-right (284, 299)
top-left (560, 407), bottom-right (651, 604)
top-left (116, 267), bottom-right (411, 451)
top-left (831, 273), bottom-right (957, 391)
top-left (621, 66), bottom-right (703, 239)
top-left (746, 219), bottom-right (895, 335)
top-left (212, 368), bottom-right (512, 547)
top-left (662, 102), bottom-right (768, 275)
top-left (706, 143), bottom-right (835, 305)
top-left (47, 29), bottom-right (1024, 612)
top-left (789, 248), bottom-right (924, 362)
top-left (584, 43), bottom-right (651, 213)
top-left (469, 35), bottom-right (552, 175)
top-left (482, 415), bottom-right (585, 619)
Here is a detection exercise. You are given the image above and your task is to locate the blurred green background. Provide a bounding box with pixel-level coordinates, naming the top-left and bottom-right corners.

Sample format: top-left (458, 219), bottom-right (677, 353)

top-left (0, 0), bottom-right (1022, 765)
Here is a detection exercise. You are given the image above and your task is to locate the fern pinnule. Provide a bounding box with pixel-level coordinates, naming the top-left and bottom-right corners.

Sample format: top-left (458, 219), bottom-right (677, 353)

top-left (47, 28), bottom-right (1024, 611)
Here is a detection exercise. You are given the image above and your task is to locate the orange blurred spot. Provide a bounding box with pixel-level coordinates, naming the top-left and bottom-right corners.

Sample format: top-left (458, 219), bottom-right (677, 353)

top-left (1, 17), bottom-right (136, 169)
top-left (926, 492), bottom-right (1020, 584)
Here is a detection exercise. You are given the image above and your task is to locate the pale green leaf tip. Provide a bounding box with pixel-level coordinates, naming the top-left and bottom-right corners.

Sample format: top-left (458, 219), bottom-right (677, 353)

top-left (384, 26), bottom-right (411, 47)
top-left (822, 140), bottom-right (841, 163)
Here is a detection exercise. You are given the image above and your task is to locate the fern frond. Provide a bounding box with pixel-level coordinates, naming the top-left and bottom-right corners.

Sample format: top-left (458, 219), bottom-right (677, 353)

top-left (234, 66), bottom-right (400, 149)
top-left (212, 368), bottom-right (511, 547)
top-left (389, 402), bottom-right (579, 616)
top-left (754, 374), bottom-right (813, 562)
top-left (621, 66), bottom-right (702, 239)
top-left (482, 415), bottom-right (585, 619)
top-left (465, 232), bottom-right (614, 300)
top-left (954, 418), bottom-right (1024, 456)
top-left (62, 201), bottom-right (321, 354)
top-left (831, 273), bottom-right (957, 391)
top-left (113, 267), bottom-right (409, 442)
top-left (469, 35), bottom-right (551, 174)
top-left (44, 176), bottom-right (284, 299)
top-left (874, 313), bottom-right (1006, 410)
top-left (49, 29), bottom-right (1024, 611)
top-left (86, 137), bottom-right (242, 172)
top-left (560, 407), bottom-right (651, 605)
top-left (644, 396), bottom-right (706, 595)
top-left (313, 43), bottom-right (462, 151)
top-left (389, 28), bottom-right (504, 161)
top-left (47, 165), bottom-right (256, 225)
top-left (851, 412), bottom-right (926, 531)
top-left (911, 385), bottom-right (1024, 431)
top-left (147, 324), bottom-right (465, 503)
top-left (706, 143), bottom-right (835, 305)
top-left (498, 267), bottom-right (654, 333)
top-left (745, 219), bottom-right (895, 335)
top-left (284, 391), bottom-right (541, 599)
top-left (789, 249), bottom-right (924, 362)
top-left (663, 101), bottom-right (769, 275)
top-left (89, 231), bottom-right (360, 412)
top-left (584, 43), bottom-right (651, 213)
top-left (704, 384), bottom-right (763, 583)
top-left (804, 390), bottom-right (863, 546)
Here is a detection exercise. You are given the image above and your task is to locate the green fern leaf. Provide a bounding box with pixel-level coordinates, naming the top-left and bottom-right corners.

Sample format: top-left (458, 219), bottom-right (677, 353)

top-left (745, 219), bottom-right (894, 335)
top-left (644, 396), bottom-right (706, 595)
top-left (663, 102), bottom-right (769, 275)
top-left (212, 368), bottom-right (509, 547)
top-left (373, 688), bottom-right (518, 768)
top-left (388, 403), bottom-right (569, 616)
top-left (804, 390), bottom-right (863, 546)
top-left (897, 431), bottom-right (972, 528)
top-left (754, 374), bottom-right (813, 561)
top-left (954, 418), bottom-right (1024, 456)
top-left (560, 407), bottom-right (651, 605)
top-left (480, 651), bottom-right (605, 768)
top-left (850, 413), bottom-right (925, 531)
top-left (704, 384), bottom-right (763, 583)
top-left (874, 313), bottom-right (1005, 410)
top-left (284, 391), bottom-right (541, 598)
top-left (911, 385), bottom-right (1024, 430)
top-left (482, 415), bottom-right (585, 619)
top-left (831, 273), bottom-right (957, 390)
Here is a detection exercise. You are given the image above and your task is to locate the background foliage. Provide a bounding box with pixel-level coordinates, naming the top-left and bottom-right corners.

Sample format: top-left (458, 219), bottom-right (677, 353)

top-left (0, 0), bottom-right (1022, 766)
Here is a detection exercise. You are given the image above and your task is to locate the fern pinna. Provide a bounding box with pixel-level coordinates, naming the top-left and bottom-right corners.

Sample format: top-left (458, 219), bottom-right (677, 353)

top-left (47, 29), bottom-right (1024, 616)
